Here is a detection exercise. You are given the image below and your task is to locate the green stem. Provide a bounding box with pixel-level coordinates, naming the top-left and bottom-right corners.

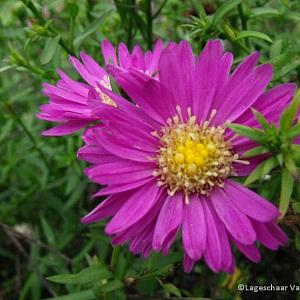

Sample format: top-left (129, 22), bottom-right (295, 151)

top-left (69, 17), bottom-right (74, 51)
top-left (21, 0), bottom-right (75, 56)
top-left (5, 102), bottom-right (51, 171)
top-left (152, 0), bottom-right (168, 19)
top-left (110, 246), bottom-right (121, 271)
top-left (145, 0), bottom-right (153, 50)
top-left (237, 3), bottom-right (250, 47)
top-left (126, 10), bottom-right (133, 49)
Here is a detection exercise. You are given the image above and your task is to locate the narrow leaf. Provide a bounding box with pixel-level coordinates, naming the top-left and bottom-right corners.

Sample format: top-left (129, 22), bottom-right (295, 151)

top-left (47, 264), bottom-right (112, 285)
top-left (244, 157), bottom-right (278, 186)
top-left (287, 121), bottom-right (300, 140)
top-left (212, 0), bottom-right (241, 26)
top-left (228, 124), bottom-right (266, 143)
top-left (284, 153), bottom-right (299, 178)
top-left (163, 283), bottom-right (182, 297)
top-left (279, 168), bottom-right (294, 219)
top-left (73, 12), bottom-right (110, 48)
top-left (270, 39), bottom-right (283, 60)
top-left (235, 30), bottom-right (273, 43)
top-left (243, 146), bottom-right (269, 158)
top-left (280, 89), bottom-right (300, 133)
top-left (40, 36), bottom-right (60, 65)
top-left (250, 7), bottom-right (280, 18)
top-left (44, 290), bottom-right (94, 300)
top-left (251, 108), bottom-right (271, 130)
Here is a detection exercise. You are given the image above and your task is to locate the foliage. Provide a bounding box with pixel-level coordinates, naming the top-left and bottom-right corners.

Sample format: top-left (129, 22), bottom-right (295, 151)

top-left (1, 0), bottom-right (300, 299)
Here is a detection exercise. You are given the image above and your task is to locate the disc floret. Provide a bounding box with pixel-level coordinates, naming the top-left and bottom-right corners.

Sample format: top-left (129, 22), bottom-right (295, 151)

top-left (153, 106), bottom-right (239, 202)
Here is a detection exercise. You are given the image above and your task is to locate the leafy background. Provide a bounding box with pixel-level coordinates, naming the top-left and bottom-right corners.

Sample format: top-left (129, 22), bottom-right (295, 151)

top-left (1, 0), bottom-right (300, 299)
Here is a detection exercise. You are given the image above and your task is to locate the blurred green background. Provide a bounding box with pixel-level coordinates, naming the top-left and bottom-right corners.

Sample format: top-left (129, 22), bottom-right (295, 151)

top-left (1, 0), bottom-right (300, 299)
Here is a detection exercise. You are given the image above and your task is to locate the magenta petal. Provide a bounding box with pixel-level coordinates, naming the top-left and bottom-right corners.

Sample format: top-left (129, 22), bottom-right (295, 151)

top-left (161, 226), bottom-right (180, 255)
top-left (214, 52), bottom-right (273, 124)
top-left (183, 254), bottom-right (196, 273)
top-left (211, 186), bottom-right (256, 245)
top-left (266, 222), bottom-right (288, 245)
top-left (217, 219), bottom-right (233, 272)
top-left (42, 120), bottom-right (90, 136)
top-left (202, 198), bottom-right (222, 272)
top-left (96, 127), bottom-right (153, 163)
top-left (113, 192), bottom-right (165, 245)
top-left (251, 219), bottom-right (281, 250)
top-left (57, 69), bottom-right (89, 97)
top-left (159, 40), bottom-right (195, 114)
top-left (152, 193), bottom-right (183, 251)
top-left (77, 145), bottom-right (115, 164)
top-left (129, 223), bottom-right (155, 256)
top-left (80, 51), bottom-right (108, 79)
top-left (81, 192), bottom-right (130, 224)
top-left (69, 56), bottom-right (98, 87)
top-left (147, 39), bottom-right (164, 74)
top-left (225, 180), bottom-right (279, 222)
top-left (110, 67), bottom-right (175, 124)
top-left (101, 39), bottom-right (118, 65)
top-left (94, 83), bottom-right (161, 130)
top-left (118, 43), bottom-right (131, 70)
top-left (234, 239), bottom-right (261, 263)
top-left (193, 40), bottom-right (232, 120)
top-left (94, 177), bottom-right (154, 196)
top-left (105, 180), bottom-right (160, 234)
top-left (235, 83), bottom-right (296, 127)
top-left (131, 45), bottom-right (145, 70)
top-left (182, 195), bottom-right (206, 260)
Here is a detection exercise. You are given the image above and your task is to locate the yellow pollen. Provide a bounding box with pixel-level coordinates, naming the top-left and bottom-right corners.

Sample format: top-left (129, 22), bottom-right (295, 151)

top-left (95, 76), bottom-right (117, 107)
top-left (187, 163), bottom-right (197, 175)
top-left (174, 153), bottom-right (185, 164)
top-left (153, 106), bottom-right (242, 197)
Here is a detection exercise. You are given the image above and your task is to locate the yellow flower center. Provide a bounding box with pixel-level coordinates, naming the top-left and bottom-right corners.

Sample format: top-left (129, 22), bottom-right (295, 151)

top-left (95, 76), bottom-right (117, 107)
top-left (152, 106), bottom-right (240, 203)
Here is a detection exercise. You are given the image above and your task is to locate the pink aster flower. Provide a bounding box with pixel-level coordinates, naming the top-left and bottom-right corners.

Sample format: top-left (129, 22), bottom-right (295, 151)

top-left (37, 39), bottom-right (164, 136)
top-left (79, 40), bottom-right (292, 273)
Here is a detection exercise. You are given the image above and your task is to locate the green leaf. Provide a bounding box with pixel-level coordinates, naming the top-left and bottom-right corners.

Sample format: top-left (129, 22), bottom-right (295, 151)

top-left (227, 124), bottom-right (266, 143)
top-left (212, 0), bottom-right (241, 26)
top-left (93, 280), bottom-right (124, 299)
top-left (40, 36), bottom-right (60, 65)
top-left (279, 168), bottom-right (294, 218)
top-left (244, 157), bottom-right (278, 186)
top-left (251, 108), bottom-right (271, 130)
top-left (284, 153), bottom-right (299, 178)
top-left (235, 30), bottom-right (273, 43)
top-left (0, 65), bottom-right (14, 72)
top-left (272, 52), bottom-right (300, 80)
top-left (295, 235), bottom-right (300, 252)
top-left (41, 215), bottom-right (56, 245)
top-left (47, 264), bottom-right (112, 285)
top-left (291, 144), bottom-right (300, 164)
top-left (101, 280), bottom-right (124, 293)
top-left (44, 290), bottom-right (94, 300)
top-left (287, 121), bottom-right (300, 140)
top-left (146, 252), bottom-right (182, 273)
top-left (280, 89), bottom-right (300, 134)
top-left (293, 202), bottom-right (300, 214)
top-left (250, 7), bottom-right (280, 18)
top-left (270, 39), bottom-right (283, 60)
top-left (162, 283), bottom-right (182, 297)
top-left (191, 0), bottom-right (207, 20)
top-left (243, 146), bottom-right (269, 158)
top-left (67, 1), bottom-right (79, 17)
top-left (73, 12), bottom-right (110, 49)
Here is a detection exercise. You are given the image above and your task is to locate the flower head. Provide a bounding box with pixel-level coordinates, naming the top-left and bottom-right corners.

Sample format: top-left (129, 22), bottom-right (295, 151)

top-left (37, 39), bottom-right (163, 136)
top-left (79, 40), bottom-right (293, 273)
